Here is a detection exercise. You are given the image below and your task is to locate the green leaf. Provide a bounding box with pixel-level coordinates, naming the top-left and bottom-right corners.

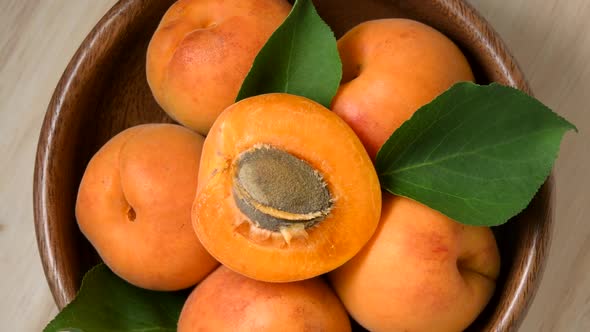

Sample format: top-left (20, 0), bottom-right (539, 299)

top-left (236, 0), bottom-right (342, 107)
top-left (376, 82), bottom-right (576, 226)
top-left (44, 264), bottom-right (189, 332)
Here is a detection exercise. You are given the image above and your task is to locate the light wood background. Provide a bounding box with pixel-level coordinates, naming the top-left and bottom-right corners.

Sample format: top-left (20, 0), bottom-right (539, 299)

top-left (0, 0), bottom-right (587, 331)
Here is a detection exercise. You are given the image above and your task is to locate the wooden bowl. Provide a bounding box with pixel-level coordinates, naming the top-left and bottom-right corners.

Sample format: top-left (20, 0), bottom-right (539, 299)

top-left (34, 0), bottom-right (552, 331)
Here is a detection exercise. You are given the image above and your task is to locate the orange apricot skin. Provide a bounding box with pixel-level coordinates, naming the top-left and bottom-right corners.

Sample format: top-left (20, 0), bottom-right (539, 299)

top-left (192, 93), bottom-right (382, 282)
top-left (146, 0), bottom-right (291, 135)
top-left (75, 124), bottom-right (219, 291)
top-left (178, 266), bottom-right (351, 332)
top-left (329, 194), bottom-right (501, 332)
top-left (331, 19), bottom-right (475, 159)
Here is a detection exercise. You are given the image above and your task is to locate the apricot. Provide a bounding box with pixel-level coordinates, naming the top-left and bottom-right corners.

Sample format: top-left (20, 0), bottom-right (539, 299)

top-left (178, 266), bottom-right (351, 332)
top-left (192, 93), bottom-right (382, 282)
top-left (331, 18), bottom-right (475, 159)
top-left (329, 194), bottom-right (501, 332)
top-left (146, 0), bottom-right (291, 135)
top-left (75, 124), bottom-right (218, 291)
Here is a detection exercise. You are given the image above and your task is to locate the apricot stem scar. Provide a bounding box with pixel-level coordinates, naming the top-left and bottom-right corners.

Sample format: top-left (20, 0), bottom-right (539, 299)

top-left (127, 207), bottom-right (136, 222)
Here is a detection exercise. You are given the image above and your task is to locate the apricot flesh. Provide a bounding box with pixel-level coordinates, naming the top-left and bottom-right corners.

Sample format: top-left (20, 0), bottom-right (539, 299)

top-left (146, 0), bottom-right (291, 135)
top-left (192, 93), bottom-right (382, 282)
top-left (178, 266), bottom-right (351, 332)
top-left (329, 194), bottom-right (501, 332)
top-left (75, 124), bottom-right (219, 291)
top-left (331, 18), bottom-right (475, 159)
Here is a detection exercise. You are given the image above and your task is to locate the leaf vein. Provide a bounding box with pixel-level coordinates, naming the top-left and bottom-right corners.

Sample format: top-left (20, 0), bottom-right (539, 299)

top-left (382, 127), bottom-right (560, 176)
top-left (435, 164), bottom-right (534, 182)
top-left (283, 25), bottom-right (297, 92)
top-left (392, 177), bottom-right (513, 206)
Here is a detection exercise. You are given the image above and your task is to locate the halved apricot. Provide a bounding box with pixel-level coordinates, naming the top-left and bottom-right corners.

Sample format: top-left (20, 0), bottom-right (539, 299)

top-left (192, 93), bottom-right (381, 282)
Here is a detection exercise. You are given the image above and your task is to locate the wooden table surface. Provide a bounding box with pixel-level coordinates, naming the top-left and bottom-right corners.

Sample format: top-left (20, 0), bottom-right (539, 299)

top-left (1, 0), bottom-right (587, 331)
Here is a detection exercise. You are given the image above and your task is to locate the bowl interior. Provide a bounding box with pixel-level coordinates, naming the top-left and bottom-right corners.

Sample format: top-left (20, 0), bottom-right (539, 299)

top-left (34, 0), bottom-right (551, 331)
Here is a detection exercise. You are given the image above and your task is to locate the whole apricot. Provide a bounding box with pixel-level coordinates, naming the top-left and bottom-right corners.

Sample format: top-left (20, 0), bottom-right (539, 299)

top-left (75, 124), bottom-right (218, 291)
top-left (192, 93), bottom-right (381, 282)
top-left (329, 194), bottom-right (500, 332)
top-left (331, 18), bottom-right (475, 159)
top-left (146, 0), bottom-right (291, 135)
top-left (178, 266), bottom-right (351, 332)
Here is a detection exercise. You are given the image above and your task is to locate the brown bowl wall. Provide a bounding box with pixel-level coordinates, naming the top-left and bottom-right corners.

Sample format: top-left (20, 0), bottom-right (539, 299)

top-left (33, 0), bottom-right (552, 331)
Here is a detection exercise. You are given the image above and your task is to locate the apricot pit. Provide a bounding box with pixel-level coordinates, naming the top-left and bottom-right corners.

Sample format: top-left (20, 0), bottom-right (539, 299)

top-left (232, 145), bottom-right (332, 232)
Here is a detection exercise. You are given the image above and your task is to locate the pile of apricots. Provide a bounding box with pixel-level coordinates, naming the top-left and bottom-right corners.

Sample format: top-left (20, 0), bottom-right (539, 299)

top-left (75, 0), bottom-right (501, 331)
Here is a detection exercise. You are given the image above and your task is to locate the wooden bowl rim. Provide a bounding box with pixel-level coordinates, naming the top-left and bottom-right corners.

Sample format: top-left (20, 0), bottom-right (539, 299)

top-left (33, 0), bottom-right (553, 331)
